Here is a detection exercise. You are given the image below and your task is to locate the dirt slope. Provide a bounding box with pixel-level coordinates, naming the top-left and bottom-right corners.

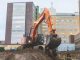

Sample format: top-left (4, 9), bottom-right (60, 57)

top-left (0, 49), bottom-right (52, 60)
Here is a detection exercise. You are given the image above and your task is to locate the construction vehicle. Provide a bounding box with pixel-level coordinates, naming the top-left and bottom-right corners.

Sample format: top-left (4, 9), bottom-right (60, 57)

top-left (22, 8), bottom-right (61, 59)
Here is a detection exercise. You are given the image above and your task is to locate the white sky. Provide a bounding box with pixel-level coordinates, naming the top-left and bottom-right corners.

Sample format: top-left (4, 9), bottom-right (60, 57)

top-left (0, 0), bottom-right (79, 40)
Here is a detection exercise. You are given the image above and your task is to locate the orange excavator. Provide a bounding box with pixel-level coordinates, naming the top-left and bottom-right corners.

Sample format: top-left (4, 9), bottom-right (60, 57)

top-left (21, 8), bottom-right (61, 59)
top-left (23, 8), bottom-right (61, 51)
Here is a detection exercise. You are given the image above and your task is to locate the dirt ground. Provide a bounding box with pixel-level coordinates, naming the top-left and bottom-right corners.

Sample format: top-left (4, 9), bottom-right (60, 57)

top-left (0, 48), bottom-right (53, 60)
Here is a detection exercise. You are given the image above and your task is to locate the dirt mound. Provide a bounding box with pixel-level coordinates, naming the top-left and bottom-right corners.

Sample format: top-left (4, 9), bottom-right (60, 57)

top-left (0, 49), bottom-right (52, 60)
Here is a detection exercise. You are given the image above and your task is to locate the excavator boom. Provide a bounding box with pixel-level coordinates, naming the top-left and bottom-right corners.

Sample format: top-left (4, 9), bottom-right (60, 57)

top-left (31, 8), bottom-right (55, 41)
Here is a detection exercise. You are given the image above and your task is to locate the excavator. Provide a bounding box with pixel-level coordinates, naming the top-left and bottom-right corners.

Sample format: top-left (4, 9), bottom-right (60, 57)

top-left (22, 8), bottom-right (61, 59)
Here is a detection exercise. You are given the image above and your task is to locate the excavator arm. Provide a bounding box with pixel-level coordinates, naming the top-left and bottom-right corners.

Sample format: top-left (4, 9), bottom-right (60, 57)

top-left (31, 8), bottom-right (55, 41)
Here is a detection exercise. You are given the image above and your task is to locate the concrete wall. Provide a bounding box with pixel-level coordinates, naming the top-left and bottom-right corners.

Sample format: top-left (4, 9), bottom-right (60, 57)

top-left (5, 3), bottom-right (13, 44)
top-left (0, 44), bottom-right (21, 50)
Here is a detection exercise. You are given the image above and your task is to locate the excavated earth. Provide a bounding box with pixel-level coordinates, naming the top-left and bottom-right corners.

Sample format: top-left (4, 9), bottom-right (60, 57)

top-left (0, 48), bottom-right (53, 60)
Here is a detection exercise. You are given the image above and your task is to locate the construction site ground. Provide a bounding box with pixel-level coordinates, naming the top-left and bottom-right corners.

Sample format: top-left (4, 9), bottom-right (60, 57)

top-left (0, 48), bottom-right (53, 60)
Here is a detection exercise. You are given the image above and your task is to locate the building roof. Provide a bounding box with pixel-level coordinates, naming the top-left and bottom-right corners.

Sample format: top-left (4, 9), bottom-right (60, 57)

top-left (55, 13), bottom-right (76, 16)
top-left (8, 2), bottom-right (34, 4)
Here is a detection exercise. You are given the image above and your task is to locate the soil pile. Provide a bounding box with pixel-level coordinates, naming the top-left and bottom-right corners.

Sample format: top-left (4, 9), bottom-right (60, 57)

top-left (0, 49), bottom-right (52, 60)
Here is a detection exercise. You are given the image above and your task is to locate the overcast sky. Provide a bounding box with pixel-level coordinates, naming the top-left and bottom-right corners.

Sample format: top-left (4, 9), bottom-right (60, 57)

top-left (0, 0), bottom-right (79, 40)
